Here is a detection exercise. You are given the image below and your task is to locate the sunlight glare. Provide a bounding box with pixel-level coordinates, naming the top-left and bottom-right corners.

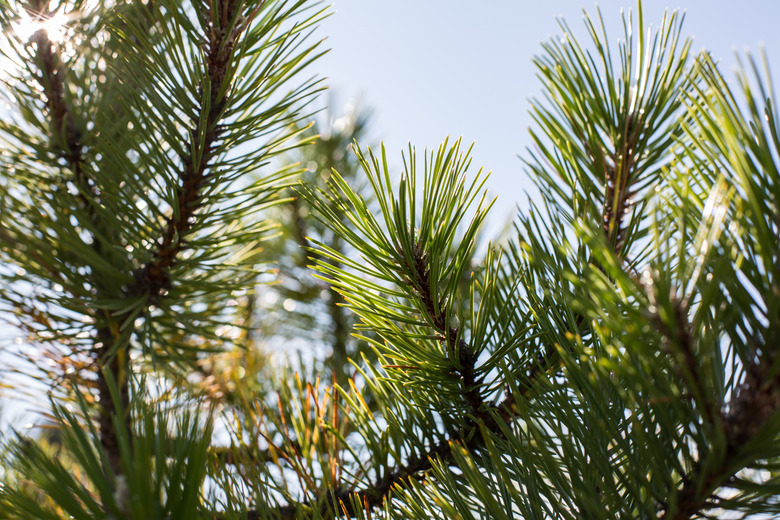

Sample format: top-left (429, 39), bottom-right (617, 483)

top-left (13, 10), bottom-right (70, 44)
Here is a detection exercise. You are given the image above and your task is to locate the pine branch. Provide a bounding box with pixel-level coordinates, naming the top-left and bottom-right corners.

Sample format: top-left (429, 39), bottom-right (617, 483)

top-left (29, 8), bottom-right (82, 172)
top-left (288, 136), bottom-right (642, 518)
top-left (260, 355), bottom-right (558, 519)
top-left (261, 239), bottom-right (539, 518)
top-left (287, 138), bottom-right (595, 518)
top-left (127, 1), bottom-right (252, 302)
top-left (26, 0), bottom-right (132, 475)
top-left (288, 104), bottom-right (647, 517)
top-left (601, 118), bottom-right (639, 255)
top-left (0, 226), bottom-right (72, 296)
top-left (406, 240), bottom-right (484, 415)
top-left (90, 1), bottom-right (257, 478)
top-left (23, 0), bottom-right (266, 480)
top-left (662, 309), bottom-right (780, 519)
top-left (659, 298), bottom-right (720, 428)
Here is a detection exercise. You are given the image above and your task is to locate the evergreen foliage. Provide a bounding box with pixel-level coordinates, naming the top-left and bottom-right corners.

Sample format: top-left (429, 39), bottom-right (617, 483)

top-left (1, 1), bottom-right (780, 519)
top-left (257, 100), bottom-right (375, 385)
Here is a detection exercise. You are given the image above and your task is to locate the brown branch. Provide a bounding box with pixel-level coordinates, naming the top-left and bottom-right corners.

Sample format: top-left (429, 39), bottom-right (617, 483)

top-left (29, 0), bottom-right (252, 477)
top-left (273, 439), bottom-right (452, 519)
top-left (30, 21), bottom-right (81, 164)
top-left (266, 150), bottom-right (627, 518)
top-left (603, 113), bottom-right (642, 255)
top-left (94, 0), bottom-right (250, 472)
top-left (255, 349), bottom-right (560, 520)
top-left (409, 241), bottom-right (483, 414)
top-left (27, 2), bottom-right (131, 475)
top-left (127, 5), bottom-right (241, 301)
top-left (255, 241), bottom-right (528, 519)
top-left (254, 100), bottom-right (641, 517)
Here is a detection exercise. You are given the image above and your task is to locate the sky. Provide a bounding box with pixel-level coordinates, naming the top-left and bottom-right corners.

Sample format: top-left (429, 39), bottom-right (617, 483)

top-left (309, 0), bottom-right (780, 233)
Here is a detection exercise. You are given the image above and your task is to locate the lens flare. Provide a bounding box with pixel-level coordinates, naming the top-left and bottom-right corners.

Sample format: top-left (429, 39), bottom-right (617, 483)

top-left (13, 10), bottom-right (70, 44)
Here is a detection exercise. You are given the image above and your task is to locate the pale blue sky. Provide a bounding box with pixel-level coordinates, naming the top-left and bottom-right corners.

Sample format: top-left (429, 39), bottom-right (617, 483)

top-left (311, 1), bottom-right (780, 231)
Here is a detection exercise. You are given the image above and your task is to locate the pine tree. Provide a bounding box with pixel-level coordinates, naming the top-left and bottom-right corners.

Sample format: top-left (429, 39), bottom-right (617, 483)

top-left (255, 99), bottom-right (376, 386)
top-left (2, 1), bottom-right (780, 519)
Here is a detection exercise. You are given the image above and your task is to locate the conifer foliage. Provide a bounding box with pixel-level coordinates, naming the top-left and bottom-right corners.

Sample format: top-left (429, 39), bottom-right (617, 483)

top-left (2, 1), bottom-right (780, 519)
